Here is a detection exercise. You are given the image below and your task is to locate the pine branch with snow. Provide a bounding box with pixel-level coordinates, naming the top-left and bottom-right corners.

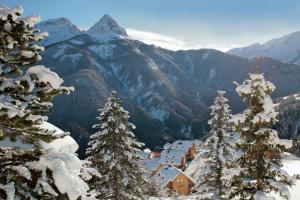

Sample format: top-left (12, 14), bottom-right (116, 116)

top-left (229, 74), bottom-right (294, 200)
top-left (86, 91), bottom-right (147, 200)
top-left (0, 5), bottom-right (73, 144)
top-left (0, 5), bottom-right (90, 200)
top-left (194, 91), bottom-right (235, 199)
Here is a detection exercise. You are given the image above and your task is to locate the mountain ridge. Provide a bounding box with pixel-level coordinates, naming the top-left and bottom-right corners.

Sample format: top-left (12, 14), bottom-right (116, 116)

top-left (228, 31), bottom-right (300, 65)
top-left (37, 17), bottom-right (81, 46)
top-left (37, 15), bottom-right (300, 157)
top-left (37, 14), bottom-right (129, 47)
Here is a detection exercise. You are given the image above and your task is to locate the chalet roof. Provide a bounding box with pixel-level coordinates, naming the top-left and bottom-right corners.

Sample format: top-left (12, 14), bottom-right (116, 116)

top-left (160, 140), bottom-right (200, 165)
top-left (142, 159), bottom-right (162, 176)
top-left (164, 140), bottom-right (198, 152)
top-left (139, 150), bottom-right (150, 159)
top-left (153, 164), bottom-right (195, 188)
top-left (160, 149), bottom-right (186, 166)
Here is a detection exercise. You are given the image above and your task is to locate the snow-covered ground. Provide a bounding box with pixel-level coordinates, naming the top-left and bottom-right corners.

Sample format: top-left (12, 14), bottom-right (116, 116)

top-left (148, 195), bottom-right (210, 200)
top-left (151, 152), bottom-right (300, 200)
top-left (273, 153), bottom-right (300, 200)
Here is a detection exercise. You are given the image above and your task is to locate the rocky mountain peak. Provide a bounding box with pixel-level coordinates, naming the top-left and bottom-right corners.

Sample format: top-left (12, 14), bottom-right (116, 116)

top-left (36, 17), bottom-right (81, 46)
top-left (87, 14), bottom-right (128, 38)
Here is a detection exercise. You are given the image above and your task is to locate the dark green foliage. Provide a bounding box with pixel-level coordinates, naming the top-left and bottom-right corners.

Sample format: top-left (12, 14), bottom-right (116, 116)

top-left (196, 91), bottom-right (234, 199)
top-left (0, 6), bottom-right (72, 199)
top-left (86, 91), bottom-right (147, 200)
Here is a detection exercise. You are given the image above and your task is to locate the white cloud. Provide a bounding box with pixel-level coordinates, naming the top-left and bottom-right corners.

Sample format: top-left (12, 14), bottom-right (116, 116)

top-left (126, 28), bottom-right (239, 52)
top-left (126, 28), bottom-right (186, 50)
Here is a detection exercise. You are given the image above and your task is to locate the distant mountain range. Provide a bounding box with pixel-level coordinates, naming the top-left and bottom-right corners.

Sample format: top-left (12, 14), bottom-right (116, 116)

top-left (228, 31), bottom-right (300, 65)
top-left (37, 15), bottom-right (300, 156)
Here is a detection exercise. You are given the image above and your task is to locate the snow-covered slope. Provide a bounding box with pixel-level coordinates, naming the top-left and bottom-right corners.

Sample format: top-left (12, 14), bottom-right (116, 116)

top-left (228, 31), bottom-right (300, 64)
top-left (87, 14), bottom-right (127, 39)
top-left (36, 17), bottom-right (81, 46)
top-left (279, 153), bottom-right (300, 200)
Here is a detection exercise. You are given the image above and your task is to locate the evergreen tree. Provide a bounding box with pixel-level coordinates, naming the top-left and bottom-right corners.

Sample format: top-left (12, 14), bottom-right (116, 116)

top-left (0, 6), bottom-right (70, 143)
top-left (0, 5), bottom-right (90, 199)
top-left (195, 91), bottom-right (234, 199)
top-left (229, 74), bottom-right (294, 200)
top-left (144, 178), bottom-right (166, 199)
top-left (86, 91), bottom-right (147, 200)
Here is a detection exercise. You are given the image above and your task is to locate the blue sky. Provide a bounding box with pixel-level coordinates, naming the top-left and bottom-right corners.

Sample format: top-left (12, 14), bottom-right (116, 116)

top-left (2, 0), bottom-right (300, 51)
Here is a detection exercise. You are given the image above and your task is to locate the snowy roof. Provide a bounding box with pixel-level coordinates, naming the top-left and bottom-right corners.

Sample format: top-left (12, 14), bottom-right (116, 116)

top-left (160, 140), bottom-right (198, 165)
top-left (153, 164), bottom-right (195, 189)
top-left (141, 159), bottom-right (163, 176)
top-left (164, 140), bottom-right (197, 152)
top-left (160, 149), bottom-right (186, 166)
top-left (151, 157), bottom-right (161, 162)
top-left (139, 150), bottom-right (150, 160)
top-left (163, 142), bottom-right (172, 149)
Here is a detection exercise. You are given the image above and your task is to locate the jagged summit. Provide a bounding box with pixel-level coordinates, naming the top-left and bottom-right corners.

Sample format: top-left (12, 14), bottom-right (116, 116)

top-left (87, 14), bottom-right (128, 38)
top-left (36, 14), bottom-right (127, 46)
top-left (37, 17), bottom-right (81, 46)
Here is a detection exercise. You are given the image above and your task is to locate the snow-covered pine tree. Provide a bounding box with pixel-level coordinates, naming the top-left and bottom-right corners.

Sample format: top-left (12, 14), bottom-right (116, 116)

top-left (86, 91), bottom-right (147, 200)
top-left (0, 5), bottom-right (91, 200)
top-left (229, 74), bottom-right (294, 200)
top-left (195, 90), bottom-right (234, 199)
top-left (0, 5), bottom-right (71, 139)
top-left (144, 178), bottom-right (167, 199)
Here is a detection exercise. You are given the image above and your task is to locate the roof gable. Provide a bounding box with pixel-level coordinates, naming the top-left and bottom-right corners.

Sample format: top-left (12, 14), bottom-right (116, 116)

top-left (153, 164), bottom-right (195, 188)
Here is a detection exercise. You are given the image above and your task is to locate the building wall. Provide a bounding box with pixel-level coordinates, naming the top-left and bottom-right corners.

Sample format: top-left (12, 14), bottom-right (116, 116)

top-left (168, 173), bottom-right (191, 195)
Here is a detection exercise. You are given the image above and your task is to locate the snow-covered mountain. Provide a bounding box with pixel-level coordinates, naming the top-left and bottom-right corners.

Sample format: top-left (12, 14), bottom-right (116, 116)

top-left (228, 31), bottom-right (300, 64)
top-left (87, 14), bottom-right (128, 38)
top-left (37, 15), bottom-right (300, 156)
top-left (36, 17), bottom-right (81, 46)
top-left (37, 14), bottom-right (128, 46)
